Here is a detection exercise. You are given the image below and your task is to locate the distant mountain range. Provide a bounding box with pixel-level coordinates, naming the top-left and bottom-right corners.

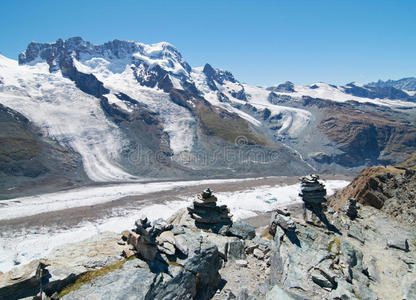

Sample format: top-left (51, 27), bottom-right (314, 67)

top-left (0, 37), bottom-right (415, 198)
top-left (369, 77), bottom-right (416, 91)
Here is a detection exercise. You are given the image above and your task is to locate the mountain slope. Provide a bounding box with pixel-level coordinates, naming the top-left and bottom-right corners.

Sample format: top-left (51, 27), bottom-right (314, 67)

top-left (0, 37), bottom-right (415, 193)
top-left (0, 103), bottom-right (87, 199)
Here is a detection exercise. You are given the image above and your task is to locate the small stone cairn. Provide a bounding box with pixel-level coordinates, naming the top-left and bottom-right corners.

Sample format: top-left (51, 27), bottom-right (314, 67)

top-left (299, 174), bottom-right (327, 206)
top-left (345, 198), bottom-right (358, 220)
top-left (187, 188), bottom-right (233, 225)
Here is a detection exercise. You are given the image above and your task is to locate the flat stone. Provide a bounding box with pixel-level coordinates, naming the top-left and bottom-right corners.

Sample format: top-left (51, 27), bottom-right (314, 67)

top-left (271, 213), bottom-right (296, 232)
top-left (174, 234), bottom-right (189, 256)
top-left (157, 242), bottom-right (176, 256)
top-left (253, 248), bottom-right (265, 260)
top-left (235, 260), bottom-right (248, 268)
top-left (348, 224), bottom-right (365, 244)
top-left (311, 268), bottom-right (335, 289)
top-left (228, 240), bottom-right (246, 260)
top-left (387, 236), bottom-right (409, 252)
top-left (157, 230), bottom-right (175, 245)
top-left (61, 260), bottom-right (156, 300)
top-left (122, 249), bottom-right (135, 258)
top-left (229, 220), bottom-right (256, 240)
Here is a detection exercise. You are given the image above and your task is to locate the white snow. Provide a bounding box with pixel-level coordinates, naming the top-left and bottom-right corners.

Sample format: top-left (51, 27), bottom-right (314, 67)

top-left (104, 93), bottom-right (133, 112)
top-left (0, 178), bottom-right (257, 221)
top-left (0, 55), bottom-right (134, 182)
top-left (191, 68), bottom-right (312, 137)
top-left (278, 82), bottom-right (416, 108)
top-left (190, 68), bottom-right (262, 127)
top-left (0, 199), bottom-right (190, 273)
top-left (243, 85), bottom-right (312, 136)
top-left (404, 90), bottom-right (416, 96)
top-left (73, 55), bottom-right (196, 154)
top-left (0, 179), bottom-right (349, 273)
top-left (181, 179), bottom-right (349, 220)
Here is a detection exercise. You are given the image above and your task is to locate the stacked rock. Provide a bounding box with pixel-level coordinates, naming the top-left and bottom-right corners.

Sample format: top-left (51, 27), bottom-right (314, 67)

top-left (187, 188), bottom-right (232, 225)
top-left (122, 216), bottom-right (159, 261)
top-left (345, 198), bottom-right (358, 220)
top-left (299, 174), bottom-right (327, 205)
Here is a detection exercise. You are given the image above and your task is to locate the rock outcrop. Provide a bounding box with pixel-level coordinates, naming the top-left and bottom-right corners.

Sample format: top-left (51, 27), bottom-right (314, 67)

top-left (330, 155), bottom-right (416, 224)
top-left (1, 172), bottom-right (415, 300)
top-left (264, 170), bottom-right (416, 300)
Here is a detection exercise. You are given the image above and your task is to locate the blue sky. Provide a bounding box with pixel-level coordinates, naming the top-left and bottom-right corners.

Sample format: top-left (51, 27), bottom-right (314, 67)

top-left (0, 0), bottom-right (415, 86)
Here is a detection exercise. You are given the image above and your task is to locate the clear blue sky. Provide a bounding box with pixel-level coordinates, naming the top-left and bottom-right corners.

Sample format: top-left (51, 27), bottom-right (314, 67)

top-left (0, 0), bottom-right (415, 86)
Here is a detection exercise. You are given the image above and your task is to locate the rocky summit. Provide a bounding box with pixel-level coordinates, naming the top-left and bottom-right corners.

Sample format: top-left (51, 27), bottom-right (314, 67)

top-left (1, 158), bottom-right (416, 299)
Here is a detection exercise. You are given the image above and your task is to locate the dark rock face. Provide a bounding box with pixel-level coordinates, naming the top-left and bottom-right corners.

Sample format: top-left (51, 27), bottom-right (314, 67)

top-left (202, 63), bottom-right (247, 100)
top-left (133, 63), bottom-right (171, 92)
top-left (203, 63), bottom-right (237, 85)
top-left (269, 81), bottom-right (295, 93)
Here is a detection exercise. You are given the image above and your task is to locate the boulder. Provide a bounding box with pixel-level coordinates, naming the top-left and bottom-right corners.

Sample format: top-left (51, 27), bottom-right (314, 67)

top-left (157, 230), bottom-right (175, 245)
top-left (121, 249), bottom-right (135, 258)
top-left (235, 260), bottom-right (248, 268)
top-left (270, 212), bottom-right (296, 232)
top-left (229, 220), bottom-right (256, 240)
top-left (253, 248), bottom-right (265, 260)
top-left (311, 268), bottom-right (336, 289)
top-left (228, 240), bottom-right (246, 260)
top-left (387, 236), bottom-right (409, 252)
top-left (61, 260), bottom-right (156, 300)
top-left (0, 232), bottom-right (128, 300)
top-left (174, 234), bottom-right (189, 256)
top-left (157, 242), bottom-right (176, 256)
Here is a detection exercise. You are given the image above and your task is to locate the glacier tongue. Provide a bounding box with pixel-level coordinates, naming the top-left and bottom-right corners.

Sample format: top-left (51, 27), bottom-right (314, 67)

top-left (0, 55), bottom-right (135, 182)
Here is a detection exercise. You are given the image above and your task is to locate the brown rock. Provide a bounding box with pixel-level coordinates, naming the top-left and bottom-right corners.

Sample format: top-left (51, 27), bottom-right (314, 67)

top-left (121, 230), bottom-right (131, 241)
top-left (122, 249), bottom-right (136, 258)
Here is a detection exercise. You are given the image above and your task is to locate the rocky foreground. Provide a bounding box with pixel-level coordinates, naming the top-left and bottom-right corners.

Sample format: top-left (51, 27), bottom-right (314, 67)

top-left (1, 162), bottom-right (416, 299)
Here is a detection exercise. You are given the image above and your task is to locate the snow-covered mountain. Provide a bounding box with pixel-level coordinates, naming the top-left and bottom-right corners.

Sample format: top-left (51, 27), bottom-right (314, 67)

top-left (369, 77), bottom-right (416, 92)
top-left (0, 37), bottom-right (415, 197)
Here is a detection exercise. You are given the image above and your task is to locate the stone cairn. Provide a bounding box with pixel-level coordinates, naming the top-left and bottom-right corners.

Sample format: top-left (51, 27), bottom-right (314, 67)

top-left (299, 174), bottom-right (327, 206)
top-left (345, 198), bottom-right (358, 220)
top-left (122, 216), bottom-right (177, 261)
top-left (187, 188), bottom-right (233, 226)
